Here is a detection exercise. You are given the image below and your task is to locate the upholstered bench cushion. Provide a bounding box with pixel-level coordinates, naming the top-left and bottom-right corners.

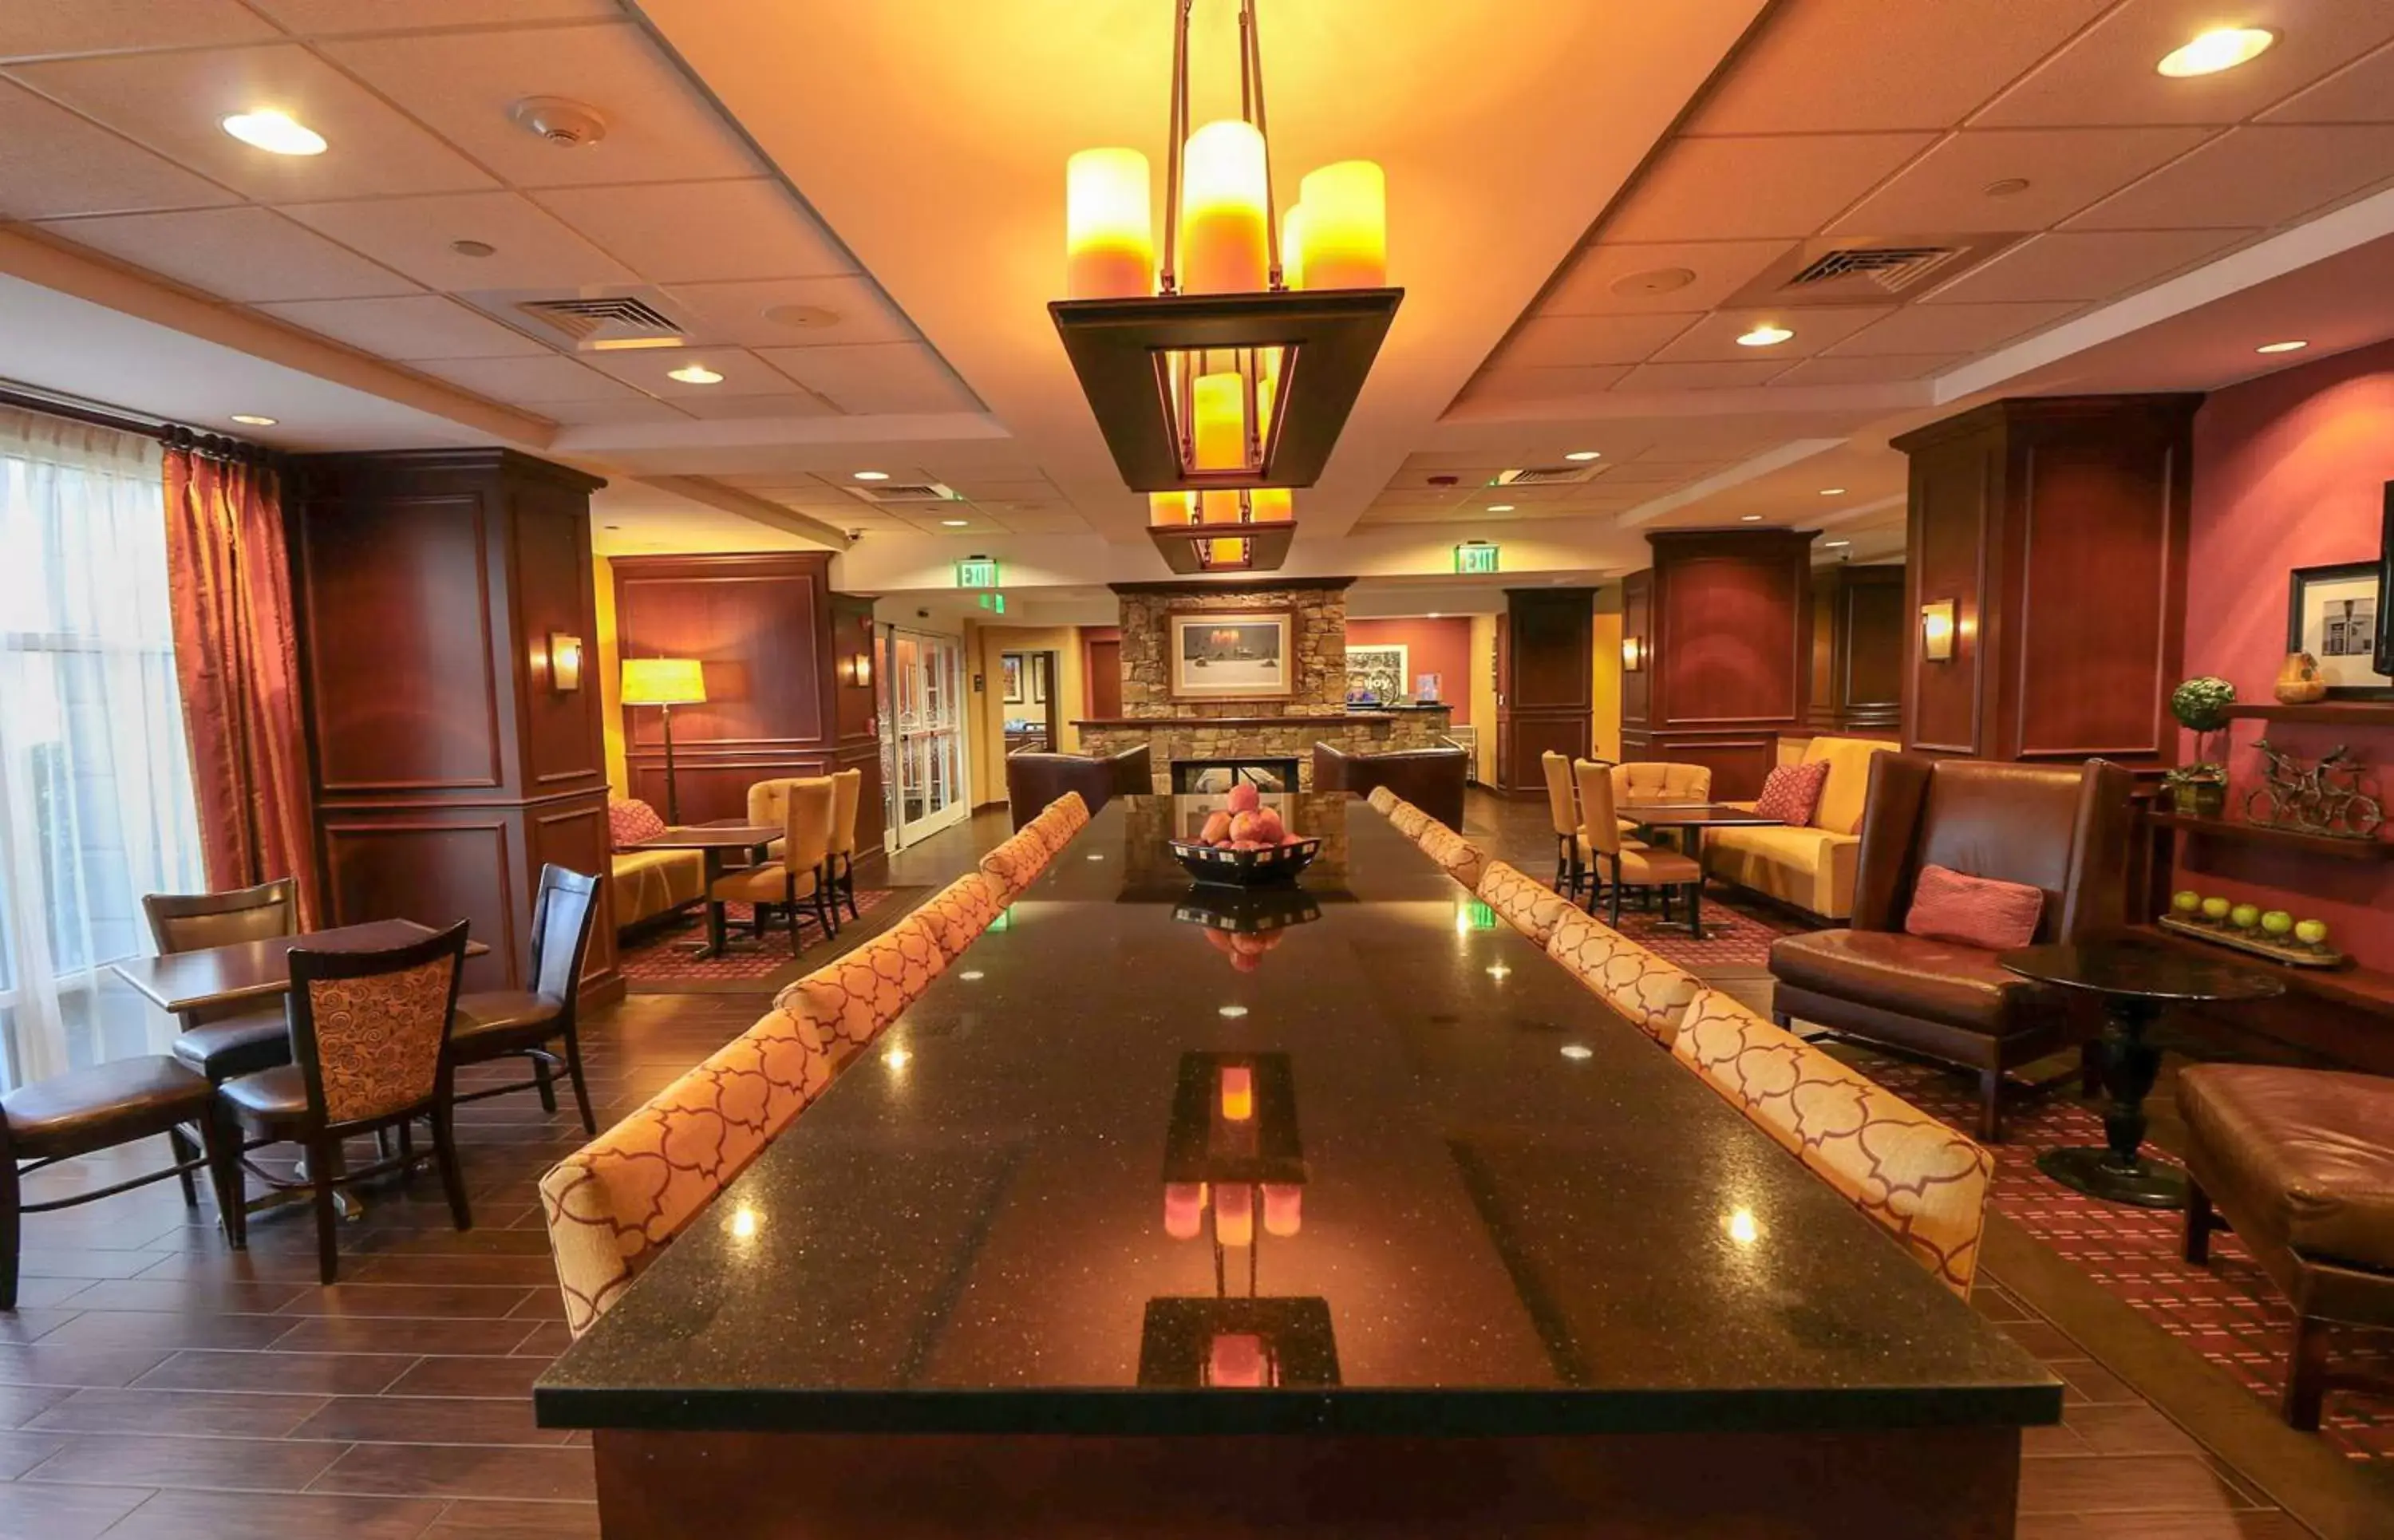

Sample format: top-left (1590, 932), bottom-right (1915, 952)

top-left (1, 1055), bottom-right (212, 1157)
top-left (1476, 861), bottom-right (1574, 950)
top-left (171, 1009), bottom-right (291, 1083)
top-left (1703, 824), bottom-right (1862, 920)
top-left (610, 847), bottom-right (705, 928)
top-left (2179, 1064), bottom-right (2394, 1275)
top-left (1769, 929), bottom-right (2038, 1034)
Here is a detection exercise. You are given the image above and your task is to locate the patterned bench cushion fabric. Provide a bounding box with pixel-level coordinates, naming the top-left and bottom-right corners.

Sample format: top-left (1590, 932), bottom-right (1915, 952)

top-left (1388, 801), bottom-right (1431, 839)
top-left (1024, 808), bottom-right (1077, 859)
top-left (773, 914), bottom-right (947, 1065)
top-left (1476, 861), bottom-right (1574, 950)
top-left (1545, 908), bottom-right (1703, 1047)
top-left (977, 831), bottom-right (1049, 897)
top-left (914, 871), bottom-right (1006, 962)
top-left (1671, 987), bottom-right (1992, 1297)
top-left (540, 1003), bottom-right (835, 1336)
top-left (1053, 790), bottom-right (1091, 829)
top-left (1366, 785), bottom-right (1398, 814)
top-left (1419, 823), bottom-right (1488, 892)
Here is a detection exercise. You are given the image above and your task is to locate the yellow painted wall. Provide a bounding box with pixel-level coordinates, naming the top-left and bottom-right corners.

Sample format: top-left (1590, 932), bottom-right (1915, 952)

top-left (968, 624), bottom-right (1088, 808)
top-left (592, 555), bottom-right (627, 796)
top-left (1468, 614), bottom-right (1499, 784)
top-left (1591, 586), bottom-right (1623, 764)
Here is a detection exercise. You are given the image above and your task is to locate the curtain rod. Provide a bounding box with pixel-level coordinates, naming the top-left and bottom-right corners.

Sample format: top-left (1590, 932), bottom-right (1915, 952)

top-left (0, 380), bottom-right (280, 468)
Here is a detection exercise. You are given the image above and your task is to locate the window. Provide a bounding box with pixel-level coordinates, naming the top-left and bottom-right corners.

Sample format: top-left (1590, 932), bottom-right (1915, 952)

top-left (0, 408), bottom-right (203, 1088)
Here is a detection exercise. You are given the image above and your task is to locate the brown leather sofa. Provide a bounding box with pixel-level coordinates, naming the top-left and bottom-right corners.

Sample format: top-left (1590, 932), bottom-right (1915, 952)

top-left (1005, 744), bottom-right (1152, 829)
top-left (1313, 742), bottom-right (1468, 832)
top-left (1767, 753), bottom-right (2131, 1140)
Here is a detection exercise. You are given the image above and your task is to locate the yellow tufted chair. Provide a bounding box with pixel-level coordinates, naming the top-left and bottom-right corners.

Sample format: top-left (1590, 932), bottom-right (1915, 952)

top-left (716, 776), bottom-right (837, 950)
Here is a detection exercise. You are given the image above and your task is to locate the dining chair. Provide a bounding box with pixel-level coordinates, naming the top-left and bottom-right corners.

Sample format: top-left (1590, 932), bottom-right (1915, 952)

top-left (451, 865), bottom-right (603, 1135)
top-left (713, 776), bottom-right (838, 951)
top-left (776, 914), bottom-right (948, 1066)
top-left (542, 1000), bottom-right (837, 1336)
top-left (1671, 987), bottom-right (1993, 1298)
top-left (1612, 760), bottom-right (1712, 852)
top-left (143, 879), bottom-right (300, 1086)
top-left (915, 873), bottom-right (1007, 963)
top-left (217, 922), bottom-right (474, 1283)
top-left (1475, 861), bottom-right (1575, 950)
top-left (826, 768), bottom-right (865, 924)
top-left (1576, 759), bottom-right (1697, 925)
top-left (1545, 906), bottom-right (1703, 1048)
top-left (1539, 751), bottom-right (1582, 898)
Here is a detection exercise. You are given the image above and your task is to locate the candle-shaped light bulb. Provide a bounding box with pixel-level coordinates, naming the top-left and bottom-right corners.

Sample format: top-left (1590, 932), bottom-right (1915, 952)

top-left (1194, 369), bottom-right (1250, 527)
top-left (1164, 1183), bottom-right (1205, 1239)
top-left (1180, 120), bottom-right (1270, 294)
top-left (1219, 1064), bottom-right (1254, 1121)
top-left (1214, 1182), bottom-right (1254, 1246)
top-left (1065, 148), bottom-right (1154, 298)
top-left (1297, 160), bottom-right (1386, 290)
top-left (1262, 1183), bottom-right (1303, 1236)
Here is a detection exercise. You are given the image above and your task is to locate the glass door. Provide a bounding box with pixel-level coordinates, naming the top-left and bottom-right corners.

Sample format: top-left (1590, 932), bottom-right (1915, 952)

top-left (882, 626), bottom-right (970, 851)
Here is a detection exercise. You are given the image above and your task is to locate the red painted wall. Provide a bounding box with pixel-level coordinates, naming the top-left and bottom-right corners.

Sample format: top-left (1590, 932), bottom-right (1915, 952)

top-left (2181, 338), bottom-right (2394, 969)
top-left (1346, 617), bottom-right (1473, 724)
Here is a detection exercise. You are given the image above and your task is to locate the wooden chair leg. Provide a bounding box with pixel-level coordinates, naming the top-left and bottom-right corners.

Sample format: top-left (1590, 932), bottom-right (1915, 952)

top-left (192, 1112), bottom-right (244, 1251)
top-left (841, 856), bottom-right (862, 922)
top-left (531, 1055), bottom-right (558, 1116)
top-left (168, 1125), bottom-right (200, 1207)
top-left (2183, 1180), bottom-right (2214, 1266)
top-left (431, 1105), bottom-right (473, 1234)
top-left (0, 1153), bottom-right (21, 1312)
top-left (1608, 864), bottom-right (1624, 927)
top-left (2282, 1313), bottom-right (2331, 1431)
top-left (1977, 1069), bottom-right (2005, 1143)
top-left (397, 1120), bottom-right (417, 1183)
top-left (560, 1028), bottom-right (596, 1136)
top-left (305, 1132), bottom-right (342, 1285)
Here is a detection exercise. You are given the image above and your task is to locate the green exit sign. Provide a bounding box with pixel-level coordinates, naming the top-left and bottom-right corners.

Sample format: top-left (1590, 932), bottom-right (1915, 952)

top-left (956, 557), bottom-right (1000, 589)
top-left (1455, 542), bottom-right (1499, 575)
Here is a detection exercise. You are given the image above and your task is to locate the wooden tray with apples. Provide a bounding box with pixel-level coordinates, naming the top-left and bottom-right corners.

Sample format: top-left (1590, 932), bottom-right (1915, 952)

top-left (2156, 890), bottom-right (2345, 968)
top-left (1169, 782), bottom-right (1321, 888)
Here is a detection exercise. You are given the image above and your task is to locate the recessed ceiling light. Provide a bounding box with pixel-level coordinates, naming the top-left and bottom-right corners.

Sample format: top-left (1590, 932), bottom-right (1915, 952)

top-left (448, 239), bottom-right (496, 259)
top-left (1740, 515), bottom-right (1764, 523)
top-left (1487, 503), bottom-right (1515, 512)
top-left (1565, 450), bottom-right (1602, 462)
top-left (1736, 324), bottom-right (1795, 348)
top-left (221, 109), bottom-right (326, 156)
top-left (1981, 177), bottom-right (2032, 199)
top-left (2255, 340), bottom-right (2309, 354)
top-left (941, 518), bottom-right (970, 527)
top-left (764, 302), bottom-right (841, 330)
top-left (1819, 488), bottom-right (1847, 496)
top-left (853, 470), bottom-right (890, 481)
top-left (228, 413), bottom-right (277, 427)
top-left (1825, 539), bottom-right (1851, 548)
top-left (1560, 1044), bottom-right (1594, 1061)
top-left (2157, 26), bottom-right (2275, 78)
top-left (666, 363), bottom-right (723, 385)
top-left (1219, 1005), bottom-right (1249, 1018)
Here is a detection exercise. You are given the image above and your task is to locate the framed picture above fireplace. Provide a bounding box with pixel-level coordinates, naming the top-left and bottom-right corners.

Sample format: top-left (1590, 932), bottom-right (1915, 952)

top-left (1169, 610), bottom-right (1294, 701)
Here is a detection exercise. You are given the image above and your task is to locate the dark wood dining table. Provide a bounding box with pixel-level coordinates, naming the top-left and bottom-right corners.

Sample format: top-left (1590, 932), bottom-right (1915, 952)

top-left (1614, 799), bottom-right (1784, 940)
top-left (109, 918), bottom-right (490, 1015)
top-left (624, 822), bottom-right (783, 958)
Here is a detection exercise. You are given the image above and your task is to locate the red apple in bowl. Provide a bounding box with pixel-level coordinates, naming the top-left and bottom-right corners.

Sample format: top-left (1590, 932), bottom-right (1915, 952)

top-left (1251, 808), bottom-right (1286, 844)
top-left (1227, 782), bottom-right (1261, 815)
top-left (1228, 810), bottom-right (1265, 844)
top-left (1199, 810), bottom-right (1233, 846)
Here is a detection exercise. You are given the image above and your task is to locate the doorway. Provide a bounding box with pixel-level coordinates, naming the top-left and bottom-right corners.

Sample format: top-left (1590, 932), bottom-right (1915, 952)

top-left (998, 649), bottom-right (1061, 755)
top-left (882, 626), bottom-right (970, 851)
top-left (1084, 636), bottom-right (1123, 719)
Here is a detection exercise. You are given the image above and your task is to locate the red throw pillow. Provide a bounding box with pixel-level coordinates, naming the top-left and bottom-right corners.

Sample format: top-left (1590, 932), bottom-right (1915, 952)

top-left (1904, 864), bottom-right (2044, 952)
top-left (608, 798), bottom-right (666, 851)
top-left (1751, 759), bottom-right (1831, 826)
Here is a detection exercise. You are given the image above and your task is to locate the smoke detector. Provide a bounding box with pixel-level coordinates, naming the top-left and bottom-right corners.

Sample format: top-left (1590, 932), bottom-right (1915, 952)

top-left (509, 97), bottom-right (608, 149)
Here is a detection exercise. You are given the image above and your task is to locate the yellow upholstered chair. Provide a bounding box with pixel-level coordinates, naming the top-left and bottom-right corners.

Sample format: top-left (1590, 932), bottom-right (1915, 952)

top-left (825, 768), bottom-right (864, 925)
top-left (1417, 820), bottom-right (1488, 892)
top-left (1611, 760), bottom-right (1712, 852)
top-left (977, 829), bottom-right (1049, 899)
top-left (1387, 800), bottom-right (1431, 839)
top-left (714, 776), bottom-right (837, 950)
top-left (914, 872), bottom-right (1006, 962)
top-left (774, 913), bottom-right (948, 1066)
top-left (1671, 987), bottom-right (1993, 1298)
top-left (1476, 860), bottom-right (1574, 950)
top-left (1545, 906), bottom-right (1704, 1048)
top-left (1366, 785), bottom-right (1398, 815)
top-left (1577, 759), bottom-right (1699, 926)
top-left (746, 777), bottom-right (804, 860)
top-left (1539, 750), bottom-right (1584, 898)
top-left (539, 999), bottom-right (837, 1336)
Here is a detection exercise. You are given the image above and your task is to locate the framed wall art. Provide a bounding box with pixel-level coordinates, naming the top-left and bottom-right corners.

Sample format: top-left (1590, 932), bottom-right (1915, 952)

top-left (1345, 643), bottom-right (1409, 703)
top-left (1168, 610), bottom-right (1294, 701)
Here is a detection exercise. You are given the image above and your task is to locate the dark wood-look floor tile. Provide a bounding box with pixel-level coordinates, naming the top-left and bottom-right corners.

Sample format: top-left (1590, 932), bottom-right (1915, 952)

top-left (0, 1276), bottom-right (93, 1309)
top-left (65, 1277), bottom-right (310, 1313)
top-left (0, 1309), bottom-right (78, 1345)
top-left (1998, 1320), bottom-right (2086, 1362)
top-left (385, 1355), bottom-right (551, 1399)
top-left (2050, 1356), bottom-right (2146, 1408)
top-left (418, 1497), bottom-right (602, 1538)
top-left (346, 1254), bottom-right (563, 1289)
top-left (27, 1387), bottom-right (330, 1438)
top-left (96, 1489), bottom-right (449, 1540)
top-left (22, 1431), bottom-right (346, 1493)
top-left (267, 1314), bottom-right (542, 1356)
top-left (275, 1285), bottom-right (538, 1320)
top-left (0, 1481), bottom-right (154, 1540)
top-left (0, 1344), bottom-right (171, 1388)
top-left (2017, 1453), bottom-right (2271, 1516)
top-left (132, 1348), bottom-right (417, 1396)
top-left (504, 1289), bottom-right (565, 1321)
top-left (508, 1323), bottom-right (572, 1358)
top-left (0, 1428), bottom-right (68, 1479)
top-left (30, 1309), bottom-right (298, 1352)
top-left (2062, 1404), bottom-right (2211, 1458)
top-left (10, 1246), bottom-right (174, 1281)
top-left (2014, 1515), bottom-right (2324, 1539)
top-left (310, 1443), bottom-right (596, 1502)
top-left (289, 1394), bottom-right (571, 1447)
top-left (0, 1382), bottom-right (73, 1427)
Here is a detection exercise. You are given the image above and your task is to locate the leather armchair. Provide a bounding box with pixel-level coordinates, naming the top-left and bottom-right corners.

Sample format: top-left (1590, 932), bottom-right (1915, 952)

top-left (1314, 742), bottom-right (1468, 831)
top-left (1766, 753), bottom-right (2131, 1141)
top-left (1005, 744), bottom-right (1152, 829)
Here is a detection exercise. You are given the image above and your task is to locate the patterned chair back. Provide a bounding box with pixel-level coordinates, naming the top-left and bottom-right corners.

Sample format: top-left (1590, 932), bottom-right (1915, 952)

top-left (527, 864), bottom-right (602, 1003)
top-left (1052, 790), bottom-right (1092, 830)
top-left (978, 830), bottom-right (1049, 898)
top-left (776, 914), bottom-right (947, 1063)
top-left (1671, 988), bottom-right (1992, 1297)
top-left (1545, 907), bottom-right (1701, 1047)
top-left (144, 879), bottom-right (299, 1026)
top-left (915, 872), bottom-right (1006, 962)
top-left (1573, 759), bottom-right (1623, 859)
top-left (287, 922), bottom-right (469, 1127)
top-left (1539, 751), bottom-right (1578, 839)
top-left (1611, 761), bottom-right (1712, 804)
top-left (1476, 861), bottom-right (1574, 949)
top-left (540, 1001), bottom-right (837, 1335)
top-left (1365, 785), bottom-right (1398, 815)
top-left (1386, 800), bottom-right (1430, 839)
top-left (1417, 821), bottom-right (1487, 891)
top-left (826, 769), bottom-right (863, 859)
top-left (778, 776), bottom-right (837, 877)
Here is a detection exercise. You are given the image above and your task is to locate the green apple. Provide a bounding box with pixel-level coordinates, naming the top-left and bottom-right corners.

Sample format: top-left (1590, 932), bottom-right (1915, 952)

top-left (2170, 890), bottom-right (2202, 914)
top-left (2200, 895), bottom-right (2232, 921)
top-left (2229, 903), bottom-right (2262, 930)
top-left (2260, 910), bottom-right (2294, 938)
top-left (2295, 918), bottom-right (2331, 947)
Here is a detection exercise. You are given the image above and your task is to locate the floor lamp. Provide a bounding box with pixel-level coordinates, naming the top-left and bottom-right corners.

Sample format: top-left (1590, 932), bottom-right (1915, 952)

top-left (620, 657), bottom-right (706, 825)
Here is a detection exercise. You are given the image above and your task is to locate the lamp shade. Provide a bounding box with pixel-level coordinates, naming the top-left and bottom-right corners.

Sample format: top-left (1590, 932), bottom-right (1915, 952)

top-left (1179, 119), bottom-right (1270, 294)
top-left (621, 657), bottom-right (706, 706)
top-left (1296, 161), bottom-right (1386, 289)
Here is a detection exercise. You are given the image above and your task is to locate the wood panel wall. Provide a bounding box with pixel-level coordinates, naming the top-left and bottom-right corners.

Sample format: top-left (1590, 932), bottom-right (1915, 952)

top-left (1893, 395), bottom-right (2197, 770)
top-left (1495, 587), bottom-right (1594, 792)
top-left (290, 449), bottom-right (618, 1000)
top-left (1807, 563), bottom-right (1906, 736)
top-left (610, 554), bottom-right (884, 860)
top-left (1618, 531), bottom-right (1815, 799)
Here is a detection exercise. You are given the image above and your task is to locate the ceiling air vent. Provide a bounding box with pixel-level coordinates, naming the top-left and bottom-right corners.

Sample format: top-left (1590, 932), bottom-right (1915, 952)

top-left (1490, 464), bottom-right (1606, 487)
top-left (1784, 245), bottom-right (1960, 294)
top-left (1727, 234), bottom-right (2025, 310)
top-left (512, 295), bottom-right (687, 351)
top-left (842, 480), bottom-right (962, 505)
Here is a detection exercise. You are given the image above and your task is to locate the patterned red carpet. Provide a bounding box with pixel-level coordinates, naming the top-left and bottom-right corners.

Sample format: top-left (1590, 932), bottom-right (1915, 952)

top-left (618, 890), bottom-right (901, 984)
top-left (1591, 883), bottom-right (1808, 971)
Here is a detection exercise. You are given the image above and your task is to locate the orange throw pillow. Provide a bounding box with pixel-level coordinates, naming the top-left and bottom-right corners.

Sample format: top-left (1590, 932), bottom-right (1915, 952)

top-left (1904, 863), bottom-right (2044, 952)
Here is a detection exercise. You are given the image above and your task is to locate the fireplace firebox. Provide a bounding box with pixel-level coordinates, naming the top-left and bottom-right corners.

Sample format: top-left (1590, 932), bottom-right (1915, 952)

top-left (1171, 758), bottom-right (1302, 796)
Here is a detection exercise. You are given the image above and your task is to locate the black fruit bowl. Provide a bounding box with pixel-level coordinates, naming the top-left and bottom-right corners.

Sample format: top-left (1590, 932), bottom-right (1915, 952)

top-left (1166, 837), bottom-right (1322, 888)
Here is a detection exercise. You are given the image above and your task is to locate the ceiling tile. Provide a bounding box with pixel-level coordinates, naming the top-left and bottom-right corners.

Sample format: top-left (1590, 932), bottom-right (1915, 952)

top-left (1921, 227), bottom-right (2250, 303)
top-left (1830, 126), bottom-right (2213, 235)
top-left (1647, 306), bottom-right (1892, 364)
top-left (1614, 360), bottom-right (1796, 391)
top-left (38, 206), bottom-right (415, 302)
top-left (659, 275), bottom-right (914, 349)
top-left (942, 479), bottom-right (1058, 503)
top-left (1602, 134), bottom-right (1937, 243)
top-left (1765, 353), bottom-right (1959, 386)
top-left (535, 180), bottom-right (854, 283)
top-left (539, 397), bottom-right (693, 426)
top-left (0, 81), bottom-right (239, 219)
top-left (324, 22), bottom-right (758, 191)
top-left (1454, 365), bottom-right (1633, 405)
top-left (280, 191), bottom-right (638, 289)
top-left (2067, 124), bottom-right (2394, 231)
top-left (256, 295), bottom-right (550, 359)
top-left (1689, 0), bottom-right (2112, 133)
top-left (0, 0), bottom-right (279, 60)
top-left (1600, 460), bottom-right (1734, 484)
top-left (244, 0), bottom-right (618, 31)
top-left (2263, 39), bottom-right (2394, 124)
top-left (670, 392), bottom-right (846, 420)
top-left (1539, 240), bottom-right (1796, 317)
top-left (414, 354), bottom-right (642, 403)
top-left (1002, 511), bottom-right (1092, 535)
top-left (12, 44), bottom-right (498, 201)
top-left (585, 347), bottom-right (811, 398)
top-left (758, 343), bottom-right (976, 414)
top-left (1827, 300), bottom-right (2079, 355)
top-left (1498, 313), bottom-right (1699, 368)
top-left (1974, 0), bottom-right (2394, 128)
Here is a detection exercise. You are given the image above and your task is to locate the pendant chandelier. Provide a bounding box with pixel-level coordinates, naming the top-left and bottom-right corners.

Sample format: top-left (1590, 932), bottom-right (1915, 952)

top-left (1050, 0), bottom-right (1402, 575)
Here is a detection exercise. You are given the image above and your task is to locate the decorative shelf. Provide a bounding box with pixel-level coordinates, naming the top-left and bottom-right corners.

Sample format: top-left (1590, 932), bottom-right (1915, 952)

top-left (2221, 701), bottom-right (2394, 726)
top-left (2131, 924), bottom-right (2394, 1026)
top-left (2143, 809), bottom-right (2394, 862)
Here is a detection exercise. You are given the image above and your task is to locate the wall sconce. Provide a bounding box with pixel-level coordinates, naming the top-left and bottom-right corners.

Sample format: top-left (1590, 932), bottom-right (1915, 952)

top-left (547, 633), bottom-right (583, 692)
top-left (1920, 600), bottom-right (1957, 662)
top-left (1621, 635), bottom-right (1645, 673)
top-left (846, 653), bottom-right (873, 689)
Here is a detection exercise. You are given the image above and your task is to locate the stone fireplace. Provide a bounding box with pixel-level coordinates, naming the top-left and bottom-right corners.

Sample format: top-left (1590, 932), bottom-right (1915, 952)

top-left (1073, 578), bottom-right (1454, 792)
top-left (1171, 757), bottom-right (1302, 795)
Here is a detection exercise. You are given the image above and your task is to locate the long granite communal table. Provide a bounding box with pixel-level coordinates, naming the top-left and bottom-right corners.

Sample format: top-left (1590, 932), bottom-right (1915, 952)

top-left (538, 795), bottom-right (2060, 1538)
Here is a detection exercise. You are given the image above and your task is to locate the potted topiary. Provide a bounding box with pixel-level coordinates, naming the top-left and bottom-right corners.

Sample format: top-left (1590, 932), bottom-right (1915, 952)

top-left (2163, 676), bottom-right (2237, 817)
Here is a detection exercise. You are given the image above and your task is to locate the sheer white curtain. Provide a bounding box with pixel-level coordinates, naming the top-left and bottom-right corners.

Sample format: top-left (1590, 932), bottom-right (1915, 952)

top-left (0, 406), bottom-right (203, 1088)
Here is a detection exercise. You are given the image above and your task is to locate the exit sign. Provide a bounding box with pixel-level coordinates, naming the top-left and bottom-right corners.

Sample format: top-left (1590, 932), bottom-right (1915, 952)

top-left (956, 557), bottom-right (1000, 589)
top-left (975, 591), bottom-right (1008, 614)
top-left (1455, 542), bottom-right (1499, 575)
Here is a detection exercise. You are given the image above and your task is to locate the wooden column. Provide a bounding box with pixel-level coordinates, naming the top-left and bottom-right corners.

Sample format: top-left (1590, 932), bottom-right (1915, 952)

top-left (611, 554), bottom-right (885, 865)
top-left (1893, 395), bottom-right (2198, 771)
top-left (289, 448), bottom-right (618, 1001)
top-left (1495, 587), bottom-right (1594, 792)
top-left (1618, 530), bottom-right (1815, 800)
top-left (1807, 562), bottom-right (1906, 736)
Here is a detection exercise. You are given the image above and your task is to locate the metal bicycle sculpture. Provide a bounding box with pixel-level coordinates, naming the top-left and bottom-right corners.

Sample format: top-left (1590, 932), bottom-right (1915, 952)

top-left (2244, 740), bottom-right (2385, 839)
